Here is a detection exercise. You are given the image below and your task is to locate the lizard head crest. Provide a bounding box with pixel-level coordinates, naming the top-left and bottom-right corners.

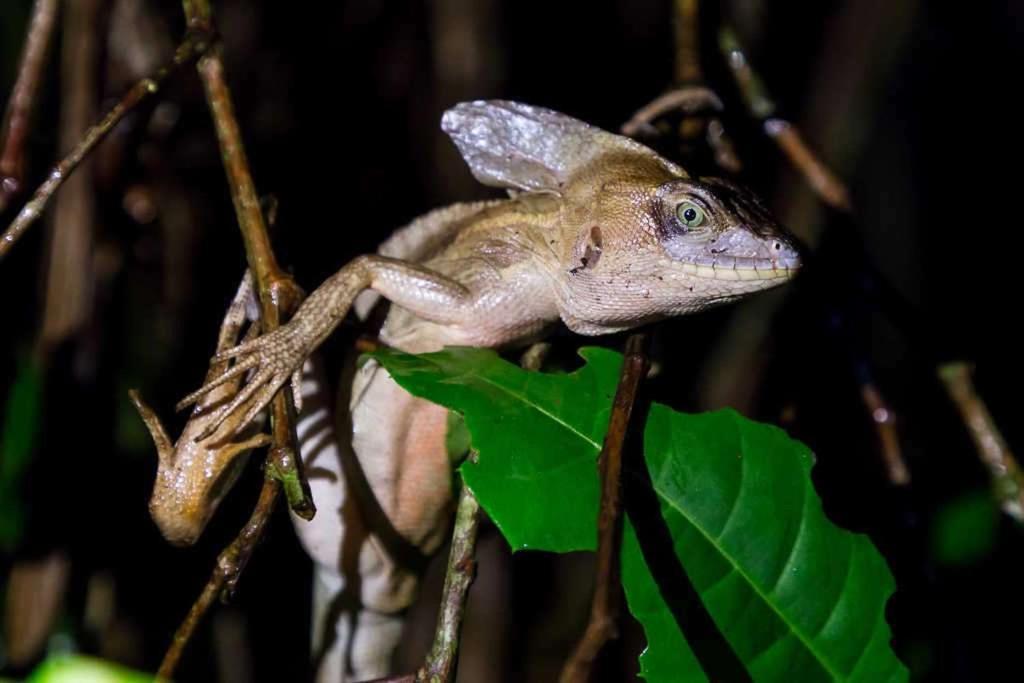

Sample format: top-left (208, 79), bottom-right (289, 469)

top-left (442, 99), bottom-right (800, 334)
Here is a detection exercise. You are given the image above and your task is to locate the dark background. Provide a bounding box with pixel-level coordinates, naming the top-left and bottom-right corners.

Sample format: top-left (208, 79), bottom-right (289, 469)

top-left (1, 0), bottom-right (1023, 680)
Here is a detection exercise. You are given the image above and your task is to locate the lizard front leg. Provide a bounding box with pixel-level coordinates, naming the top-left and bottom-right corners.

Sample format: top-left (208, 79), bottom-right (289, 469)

top-left (177, 255), bottom-right (476, 437)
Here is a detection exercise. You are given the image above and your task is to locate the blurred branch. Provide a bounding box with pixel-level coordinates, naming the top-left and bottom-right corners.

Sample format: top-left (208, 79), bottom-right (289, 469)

top-left (621, 87), bottom-right (721, 138)
top-left (560, 333), bottom-right (649, 683)
top-left (939, 362), bottom-right (1024, 523)
top-left (698, 2), bottom-right (917, 413)
top-left (860, 382), bottom-right (910, 486)
top-left (157, 474), bottom-right (280, 678)
top-left (672, 0), bottom-right (702, 85)
top-left (0, 32), bottom-right (210, 261)
top-left (718, 27), bottom-right (851, 212)
top-left (623, 0), bottom-right (741, 172)
top-left (0, 0), bottom-right (59, 213)
top-left (39, 0), bottom-right (101, 350)
top-left (3, 550), bottom-right (69, 668)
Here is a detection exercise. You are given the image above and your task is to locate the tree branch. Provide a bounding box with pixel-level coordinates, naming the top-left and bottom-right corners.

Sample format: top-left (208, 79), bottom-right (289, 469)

top-left (158, 1), bottom-right (317, 675)
top-left (415, 483), bottom-right (482, 683)
top-left (560, 333), bottom-right (650, 683)
top-left (0, 0), bottom-right (59, 213)
top-left (939, 362), bottom-right (1024, 523)
top-left (157, 474), bottom-right (280, 678)
top-left (672, 0), bottom-right (702, 86)
top-left (718, 27), bottom-right (851, 211)
top-left (860, 381), bottom-right (910, 486)
top-left (181, 0), bottom-right (313, 516)
top-left (0, 32), bottom-right (210, 261)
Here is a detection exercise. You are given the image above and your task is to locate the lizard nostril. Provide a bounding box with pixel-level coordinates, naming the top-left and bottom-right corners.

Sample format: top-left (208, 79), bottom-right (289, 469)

top-left (773, 241), bottom-right (782, 251)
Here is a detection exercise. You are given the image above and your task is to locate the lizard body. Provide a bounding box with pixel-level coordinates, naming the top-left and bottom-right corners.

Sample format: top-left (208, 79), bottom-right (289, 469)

top-left (141, 101), bottom-right (800, 680)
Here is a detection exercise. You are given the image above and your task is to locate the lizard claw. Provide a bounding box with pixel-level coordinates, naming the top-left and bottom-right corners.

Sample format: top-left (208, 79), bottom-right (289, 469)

top-left (183, 323), bottom-right (309, 442)
top-left (175, 355), bottom-right (258, 411)
top-left (212, 335), bottom-right (263, 361)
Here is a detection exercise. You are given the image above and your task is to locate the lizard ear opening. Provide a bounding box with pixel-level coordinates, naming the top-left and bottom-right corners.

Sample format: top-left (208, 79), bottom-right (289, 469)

top-left (569, 225), bottom-right (604, 274)
top-left (442, 100), bottom-right (687, 193)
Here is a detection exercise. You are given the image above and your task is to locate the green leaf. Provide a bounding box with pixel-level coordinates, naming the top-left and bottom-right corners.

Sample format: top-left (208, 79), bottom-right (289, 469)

top-left (0, 352), bottom-right (44, 551)
top-left (371, 346), bottom-right (907, 682)
top-left (930, 490), bottom-right (999, 566)
top-left (368, 346), bottom-right (619, 552)
top-left (26, 655), bottom-right (153, 683)
top-left (640, 405), bottom-right (905, 682)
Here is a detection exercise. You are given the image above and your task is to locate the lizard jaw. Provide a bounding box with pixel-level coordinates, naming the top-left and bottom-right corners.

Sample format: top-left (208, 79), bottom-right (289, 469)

top-left (678, 260), bottom-right (799, 282)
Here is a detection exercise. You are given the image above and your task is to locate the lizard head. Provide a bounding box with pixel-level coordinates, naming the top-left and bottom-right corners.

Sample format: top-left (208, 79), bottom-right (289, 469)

top-left (442, 100), bottom-right (801, 334)
top-left (130, 388), bottom-right (270, 546)
top-left (130, 274), bottom-right (270, 546)
top-left (647, 175), bottom-right (801, 283)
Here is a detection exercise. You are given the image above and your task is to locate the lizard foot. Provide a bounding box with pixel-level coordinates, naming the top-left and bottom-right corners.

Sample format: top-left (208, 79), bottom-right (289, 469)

top-left (177, 323), bottom-right (308, 441)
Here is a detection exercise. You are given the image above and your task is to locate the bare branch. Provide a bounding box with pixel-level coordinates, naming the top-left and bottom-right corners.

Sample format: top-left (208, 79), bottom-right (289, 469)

top-left (0, 33), bottom-right (210, 261)
top-left (158, 1), bottom-right (317, 675)
top-left (0, 0), bottom-right (59, 213)
top-left (415, 484), bottom-right (482, 683)
top-left (860, 382), bottom-right (910, 486)
top-left (157, 476), bottom-right (280, 678)
top-left (718, 27), bottom-right (851, 211)
top-left (672, 0), bottom-right (702, 86)
top-left (560, 333), bottom-right (649, 683)
top-left (939, 362), bottom-right (1024, 523)
top-left (621, 87), bottom-right (721, 138)
top-left (39, 0), bottom-right (102, 350)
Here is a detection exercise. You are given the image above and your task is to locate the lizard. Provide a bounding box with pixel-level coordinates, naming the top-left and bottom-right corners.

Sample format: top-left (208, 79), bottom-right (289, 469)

top-left (139, 100), bottom-right (801, 681)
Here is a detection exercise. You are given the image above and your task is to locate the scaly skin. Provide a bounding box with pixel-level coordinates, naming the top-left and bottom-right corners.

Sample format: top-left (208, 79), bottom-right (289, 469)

top-left (156, 101), bottom-right (801, 681)
top-left (130, 272), bottom-right (270, 546)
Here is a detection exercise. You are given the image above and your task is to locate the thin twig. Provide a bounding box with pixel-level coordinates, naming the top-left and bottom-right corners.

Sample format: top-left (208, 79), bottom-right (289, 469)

top-left (939, 362), bottom-right (1024, 523)
top-left (764, 119), bottom-right (851, 212)
top-left (181, 0), bottom-right (312, 515)
top-left (859, 382), bottom-right (910, 486)
top-left (621, 0), bottom-right (709, 141)
top-left (623, 0), bottom-right (742, 172)
top-left (183, 0), bottom-right (282, 296)
top-left (158, 1), bottom-right (315, 675)
top-left (0, 33), bottom-right (210, 261)
top-left (718, 27), bottom-right (851, 211)
top-left (560, 333), bottom-right (650, 683)
top-left (157, 476), bottom-right (280, 678)
top-left (415, 483), bottom-right (482, 683)
top-left (620, 87), bottom-right (721, 138)
top-left (0, 0), bottom-right (59, 213)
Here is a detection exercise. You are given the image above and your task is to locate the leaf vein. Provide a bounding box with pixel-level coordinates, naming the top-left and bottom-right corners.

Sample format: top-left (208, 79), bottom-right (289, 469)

top-left (654, 479), bottom-right (842, 681)
top-left (767, 480), bottom-right (809, 594)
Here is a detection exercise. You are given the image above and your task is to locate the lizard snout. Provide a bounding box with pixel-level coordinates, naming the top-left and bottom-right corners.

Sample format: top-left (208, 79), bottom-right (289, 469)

top-left (769, 237), bottom-right (801, 271)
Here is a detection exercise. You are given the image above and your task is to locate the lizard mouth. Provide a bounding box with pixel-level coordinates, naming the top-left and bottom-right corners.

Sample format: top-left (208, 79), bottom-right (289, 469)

top-left (679, 256), bottom-right (800, 281)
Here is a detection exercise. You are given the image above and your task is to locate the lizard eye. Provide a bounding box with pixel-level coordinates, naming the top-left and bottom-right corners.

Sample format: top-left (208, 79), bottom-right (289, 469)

top-left (676, 201), bottom-right (706, 229)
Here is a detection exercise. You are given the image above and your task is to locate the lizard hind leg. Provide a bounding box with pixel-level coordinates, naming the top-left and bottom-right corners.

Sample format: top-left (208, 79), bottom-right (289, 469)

top-left (292, 355), bottom-right (423, 682)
